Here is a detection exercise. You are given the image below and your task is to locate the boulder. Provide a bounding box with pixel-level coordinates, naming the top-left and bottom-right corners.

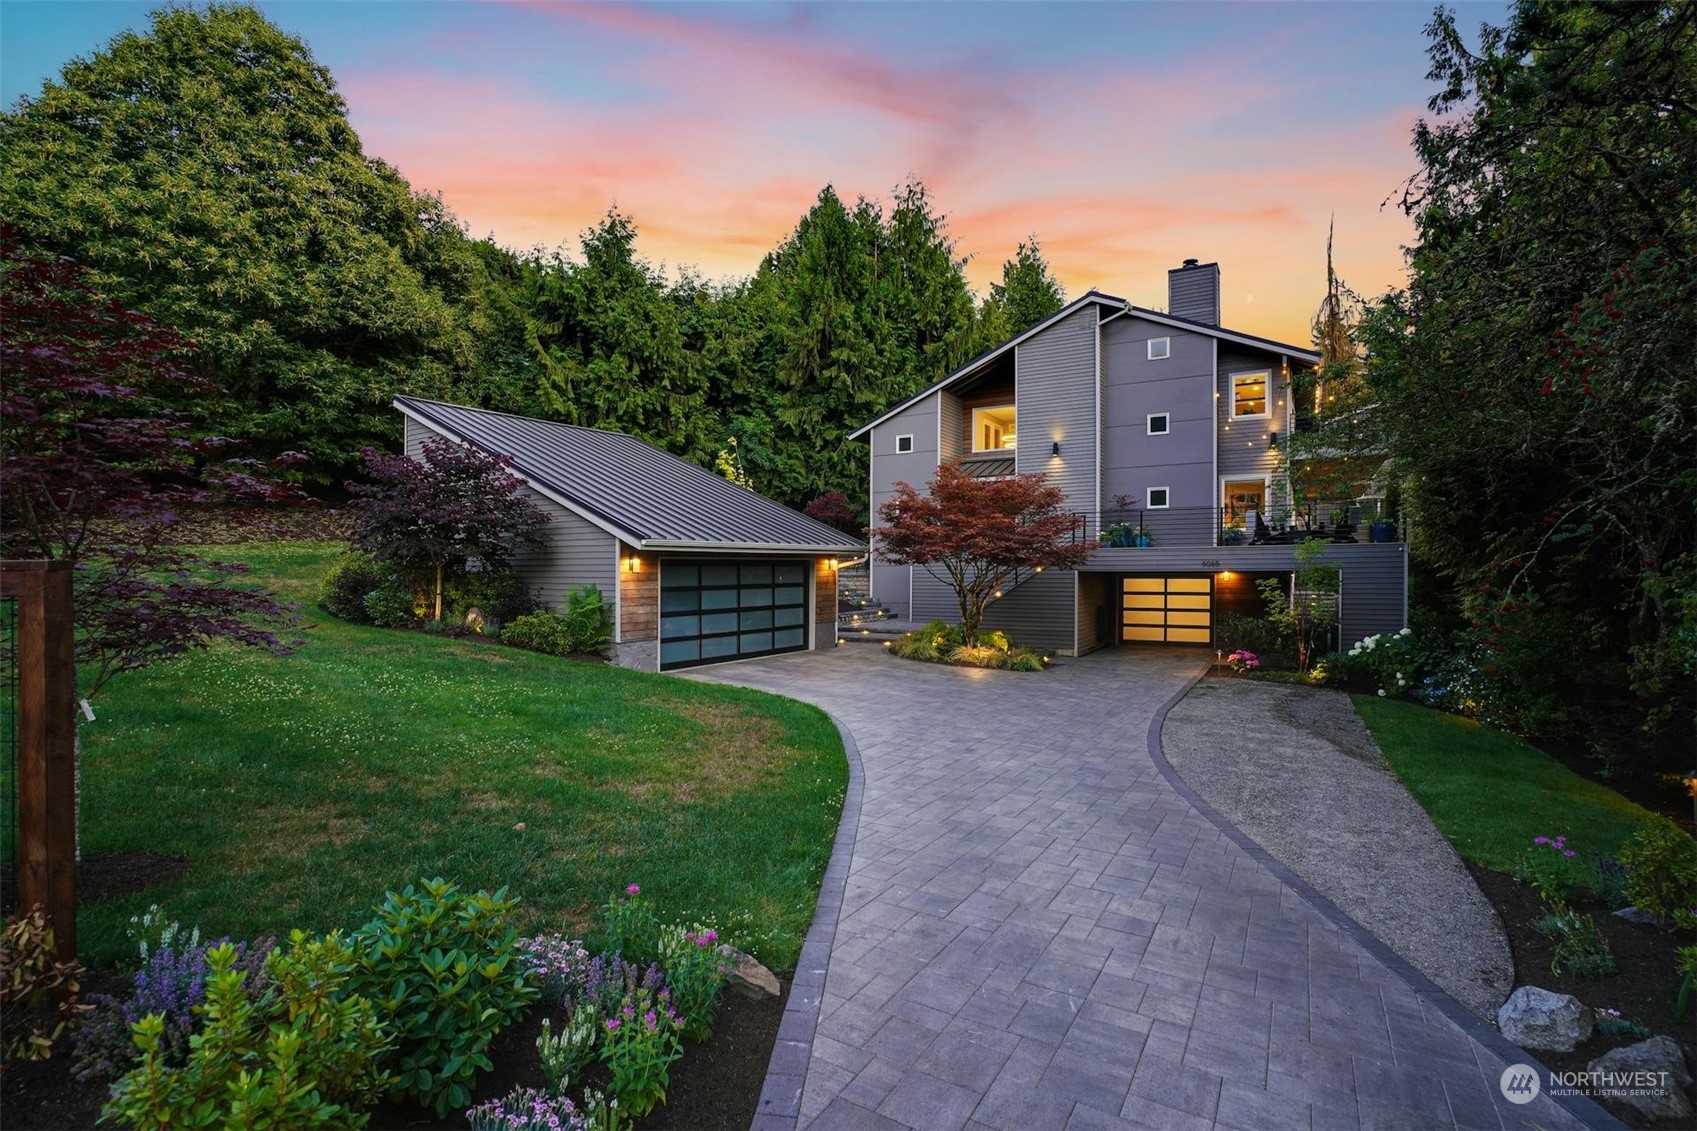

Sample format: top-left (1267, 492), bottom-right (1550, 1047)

top-left (1609, 906), bottom-right (1658, 926)
top-left (1585, 1036), bottom-right (1694, 1123)
top-left (718, 945), bottom-right (781, 1000)
top-left (1497, 986), bottom-right (1593, 1052)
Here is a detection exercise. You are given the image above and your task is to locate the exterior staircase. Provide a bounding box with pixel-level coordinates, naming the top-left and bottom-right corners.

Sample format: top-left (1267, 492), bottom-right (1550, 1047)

top-left (835, 561), bottom-right (910, 646)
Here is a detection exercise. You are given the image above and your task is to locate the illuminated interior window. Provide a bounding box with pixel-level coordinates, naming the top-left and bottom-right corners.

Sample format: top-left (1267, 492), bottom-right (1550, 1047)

top-left (972, 405), bottom-right (1017, 452)
top-left (1232, 371), bottom-right (1269, 418)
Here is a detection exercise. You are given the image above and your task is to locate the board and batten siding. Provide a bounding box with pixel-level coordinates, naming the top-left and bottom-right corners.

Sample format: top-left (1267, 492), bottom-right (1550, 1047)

top-left (1015, 306), bottom-right (1098, 532)
top-left (403, 416), bottom-right (619, 617)
top-left (1100, 317), bottom-right (1215, 518)
top-left (869, 396), bottom-right (941, 620)
top-left (912, 569), bottom-right (1079, 655)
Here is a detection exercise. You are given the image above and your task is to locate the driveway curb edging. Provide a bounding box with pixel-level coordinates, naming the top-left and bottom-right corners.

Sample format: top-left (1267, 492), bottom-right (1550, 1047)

top-left (1144, 670), bottom-right (1626, 1131)
top-left (750, 712), bottom-right (863, 1131)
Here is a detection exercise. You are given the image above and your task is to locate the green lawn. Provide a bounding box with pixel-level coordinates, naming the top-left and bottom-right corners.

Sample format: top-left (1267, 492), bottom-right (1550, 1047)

top-left (1352, 694), bottom-right (1661, 873)
top-left (77, 542), bottom-right (847, 969)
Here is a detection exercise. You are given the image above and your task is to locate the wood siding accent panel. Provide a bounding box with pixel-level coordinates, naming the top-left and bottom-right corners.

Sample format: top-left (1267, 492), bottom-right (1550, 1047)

top-left (1015, 307), bottom-right (1098, 527)
top-left (619, 548), bottom-right (659, 641)
top-left (1212, 570), bottom-right (1272, 623)
top-left (938, 391), bottom-right (964, 463)
top-left (1100, 317), bottom-right (1214, 517)
top-left (814, 559), bottom-right (837, 649)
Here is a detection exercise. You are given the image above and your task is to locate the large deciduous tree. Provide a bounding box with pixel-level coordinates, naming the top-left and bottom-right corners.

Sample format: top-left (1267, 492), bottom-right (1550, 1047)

top-left (0, 3), bottom-right (543, 481)
top-left (873, 463), bottom-right (1095, 645)
top-left (346, 437), bottom-right (549, 621)
top-left (1362, 1), bottom-right (1696, 724)
top-left (0, 237), bottom-right (303, 697)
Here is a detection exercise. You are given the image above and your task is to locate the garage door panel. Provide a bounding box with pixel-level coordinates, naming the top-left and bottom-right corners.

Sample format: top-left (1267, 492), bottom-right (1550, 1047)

top-left (660, 557), bottom-right (812, 670)
top-left (1120, 576), bottom-right (1213, 646)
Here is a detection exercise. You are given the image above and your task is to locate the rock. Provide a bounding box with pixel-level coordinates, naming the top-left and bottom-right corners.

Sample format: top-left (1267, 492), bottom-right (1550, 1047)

top-left (1585, 1036), bottom-right (1694, 1122)
top-left (1497, 986), bottom-right (1593, 1051)
top-left (1610, 906), bottom-right (1658, 926)
top-left (718, 945), bottom-right (780, 1000)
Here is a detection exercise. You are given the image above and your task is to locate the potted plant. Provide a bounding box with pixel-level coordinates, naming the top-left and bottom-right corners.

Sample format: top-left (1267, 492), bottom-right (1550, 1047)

top-left (1103, 523), bottom-right (1134, 548)
top-left (1130, 525), bottom-right (1153, 548)
top-left (1370, 485), bottom-right (1400, 542)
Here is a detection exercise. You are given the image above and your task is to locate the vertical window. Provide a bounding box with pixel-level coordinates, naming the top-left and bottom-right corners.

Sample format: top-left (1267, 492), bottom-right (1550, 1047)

top-left (1147, 413), bottom-right (1170, 436)
top-left (970, 405), bottom-right (1017, 452)
top-left (1148, 337), bottom-right (1171, 360)
top-left (1232, 371), bottom-right (1270, 418)
top-left (895, 434), bottom-right (914, 453)
top-left (1148, 487), bottom-right (1170, 508)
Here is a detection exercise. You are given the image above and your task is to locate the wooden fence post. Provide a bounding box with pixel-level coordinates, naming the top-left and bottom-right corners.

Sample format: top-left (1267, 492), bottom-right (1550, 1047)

top-left (1, 561), bottom-right (77, 959)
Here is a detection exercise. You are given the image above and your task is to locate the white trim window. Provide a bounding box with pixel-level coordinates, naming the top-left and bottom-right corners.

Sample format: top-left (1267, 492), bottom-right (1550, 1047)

top-left (1231, 370), bottom-right (1271, 419)
top-left (1148, 337), bottom-right (1171, 360)
top-left (1147, 486), bottom-right (1171, 509)
top-left (895, 433), bottom-right (914, 454)
top-left (1147, 412), bottom-right (1170, 436)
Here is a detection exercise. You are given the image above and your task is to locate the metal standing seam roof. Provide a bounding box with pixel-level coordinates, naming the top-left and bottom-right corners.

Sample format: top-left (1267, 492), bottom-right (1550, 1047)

top-left (394, 396), bottom-right (865, 554)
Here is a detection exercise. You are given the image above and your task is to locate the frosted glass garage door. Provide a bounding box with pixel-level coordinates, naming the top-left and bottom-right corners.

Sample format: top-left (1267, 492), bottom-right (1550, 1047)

top-left (1121, 576), bottom-right (1212, 645)
top-left (659, 560), bottom-right (809, 670)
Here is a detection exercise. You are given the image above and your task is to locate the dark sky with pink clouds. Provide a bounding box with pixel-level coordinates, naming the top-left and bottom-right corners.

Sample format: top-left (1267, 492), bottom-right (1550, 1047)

top-left (3, 1), bottom-right (1507, 344)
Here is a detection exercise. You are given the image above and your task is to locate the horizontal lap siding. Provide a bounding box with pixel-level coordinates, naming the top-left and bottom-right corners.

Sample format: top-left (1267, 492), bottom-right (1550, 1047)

top-left (912, 570), bottom-right (1078, 654)
top-left (1339, 545), bottom-right (1409, 645)
top-left (1101, 318), bottom-right (1214, 518)
top-left (870, 397), bottom-right (941, 621)
top-left (1016, 307), bottom-right (1097, 527)
top-left (1218, 348), bottom-right (1287, 484)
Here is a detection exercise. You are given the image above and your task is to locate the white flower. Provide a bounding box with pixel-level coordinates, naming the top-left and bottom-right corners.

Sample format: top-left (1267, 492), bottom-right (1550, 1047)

top-left (1377, 689), bottom-right (1386, 697)
top-left (1400, 627), bottom-right (1412, 636)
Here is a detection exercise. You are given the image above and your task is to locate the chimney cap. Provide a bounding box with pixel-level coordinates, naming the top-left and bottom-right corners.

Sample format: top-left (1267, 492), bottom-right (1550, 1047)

top-left (1182, 258), bottom-right (1200, 268)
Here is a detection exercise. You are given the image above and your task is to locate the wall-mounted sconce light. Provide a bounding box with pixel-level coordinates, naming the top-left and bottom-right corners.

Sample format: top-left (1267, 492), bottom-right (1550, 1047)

top-left (623, 555), bottom-right (642, 573)
top-left (1269, 430), bottom-right (1279, 448)
top-left (1052, 441), bottom-right (1062, 456)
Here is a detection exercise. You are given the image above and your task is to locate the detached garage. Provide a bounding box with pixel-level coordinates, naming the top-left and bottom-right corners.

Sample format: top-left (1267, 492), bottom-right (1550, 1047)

top-left (394, 397), bottom-right (864, 672)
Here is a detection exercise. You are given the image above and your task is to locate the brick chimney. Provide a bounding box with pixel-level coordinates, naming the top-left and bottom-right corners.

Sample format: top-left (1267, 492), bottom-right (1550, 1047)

top-left (1167, 258), bottom-right (1220, 325)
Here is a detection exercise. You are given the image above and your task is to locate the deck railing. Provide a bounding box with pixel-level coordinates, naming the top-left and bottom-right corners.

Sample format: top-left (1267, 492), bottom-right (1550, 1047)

top-left (1089, 500), bottom-right (1402, 549)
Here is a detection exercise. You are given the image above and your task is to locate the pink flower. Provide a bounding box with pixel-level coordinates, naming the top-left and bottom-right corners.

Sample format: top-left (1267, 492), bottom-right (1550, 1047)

top-left (626, 884), bottom-right (641, 895)
top-left (605, 1018), bottom-right (621, 1032)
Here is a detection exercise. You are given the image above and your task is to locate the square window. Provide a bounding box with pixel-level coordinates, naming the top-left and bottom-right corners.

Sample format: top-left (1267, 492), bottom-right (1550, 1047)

top-left (895, 434), bottom-right (914, 453)
top-left (1148, 337), bottom-right (1171, 360)
top-left (970, 405), bottom-right (1017, 453)
top-left (1232, 371), bottom-right (1270, 418)
top-left (1147, 413), bottom-right (1170, 436)
top-left (1148, 487), bottom-right (1170, 509)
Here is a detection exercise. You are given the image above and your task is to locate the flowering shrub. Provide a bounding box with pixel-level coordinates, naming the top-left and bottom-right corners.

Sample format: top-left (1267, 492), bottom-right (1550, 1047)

top-left (518, 934), bottom-right (593, 1006)
top-left (582, 953), bottom-right (665, 1018)
top-left (1518, 834), bottom-right (1588, 905)
top-left (602, 987), bottom-right (682, 1119)
top-left (658, 924), bottom-right (732, 1042)
top-left (73, 933), bottom-right (274, 1083)
top-left (1, 906), bottom-right (91, 1063)
top-left (467, 1085), bottom-right (588, 1131)
top-left (1225, 649), bottom-right (1259, 674)
top-left (1592, 1008), bottom-right (1651, 1040)
top-left (1345, 628), bottom-right (1420, 699)
top-left (602, 885), bottom-right (662, 966)
top-left (537, 1007), bottom-right (602, 1090)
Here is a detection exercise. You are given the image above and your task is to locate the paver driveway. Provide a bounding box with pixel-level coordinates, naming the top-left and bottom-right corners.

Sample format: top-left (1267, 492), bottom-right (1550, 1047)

top-left (687, 647), bottom-right (1609, 1131)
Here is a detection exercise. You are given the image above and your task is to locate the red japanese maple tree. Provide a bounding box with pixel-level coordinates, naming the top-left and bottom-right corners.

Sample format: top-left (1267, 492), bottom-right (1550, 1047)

top-left (0, 235), bottom-right (307, 697)
top-left (873, 461), bottom-right (1095, 645)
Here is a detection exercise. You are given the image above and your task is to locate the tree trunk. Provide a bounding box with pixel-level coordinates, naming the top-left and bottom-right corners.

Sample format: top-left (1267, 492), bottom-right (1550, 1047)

top-left (434, 560), bottom-right (444, 621)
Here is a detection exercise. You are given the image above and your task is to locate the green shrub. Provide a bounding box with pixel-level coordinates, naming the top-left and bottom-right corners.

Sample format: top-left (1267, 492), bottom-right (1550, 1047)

top-left (981, 629), bottom-right (1010, 652)
top-left (1214, 612), bottom-right (1286, 659)
top-left (350, 879), bottom-right (538, 1118)
top-left (102, 934), bottom-right (393, 1130)
top-left (501, 611), bottom-right (576, 656)
top-left (1535, 907), bottom-right (1616, 980)
top-left (891, 632), bottom-right (941, 662)
top-left (951, 644), bottom-right (1001, 668)
top-left (561, 584), bottom-right (612, 654)
top-left (317, 553), bottom-right (390, 624)
top-left (1617, 820), bottom-right (1697, 922)
top-left (446, 566), bottom-right (541, 627)
top-left (362, 581), bottom-right (420, 628)
top-left (1343, 628), bottom-right (1423, 699)
top-left (994, 647), bottom-right (1046, 672)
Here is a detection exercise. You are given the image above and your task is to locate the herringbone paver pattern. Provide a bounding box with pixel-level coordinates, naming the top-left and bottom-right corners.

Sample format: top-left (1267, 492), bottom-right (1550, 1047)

top-left (689, 647), bottom-right (1608, 1131)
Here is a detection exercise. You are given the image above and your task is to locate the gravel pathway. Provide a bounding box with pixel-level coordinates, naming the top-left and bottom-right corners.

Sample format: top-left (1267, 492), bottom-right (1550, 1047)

top-left (1160, 677), bottom-right (1514, 1020)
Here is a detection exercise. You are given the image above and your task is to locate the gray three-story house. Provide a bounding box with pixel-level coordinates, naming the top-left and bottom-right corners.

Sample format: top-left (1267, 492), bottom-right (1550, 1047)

top-left (850, 259), bottom-right (1408, 656)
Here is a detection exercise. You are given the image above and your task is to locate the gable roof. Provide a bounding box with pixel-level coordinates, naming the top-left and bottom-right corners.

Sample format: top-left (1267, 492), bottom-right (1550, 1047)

top-left (846, 292), bottom-right (1320, 440)
top-left (394, 396), bottom-right (864, 554)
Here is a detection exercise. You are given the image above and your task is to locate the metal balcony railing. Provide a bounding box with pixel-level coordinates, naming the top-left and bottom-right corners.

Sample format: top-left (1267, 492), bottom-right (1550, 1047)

top-left (1091, 499), bottom-right (1404, 549)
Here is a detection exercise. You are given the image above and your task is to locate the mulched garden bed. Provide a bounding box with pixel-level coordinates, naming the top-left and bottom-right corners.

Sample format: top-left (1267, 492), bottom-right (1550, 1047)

top-left (2, 852), bottom-right (787, 1131)
top-left (1469, 862), bottom-right (1696, 1129)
